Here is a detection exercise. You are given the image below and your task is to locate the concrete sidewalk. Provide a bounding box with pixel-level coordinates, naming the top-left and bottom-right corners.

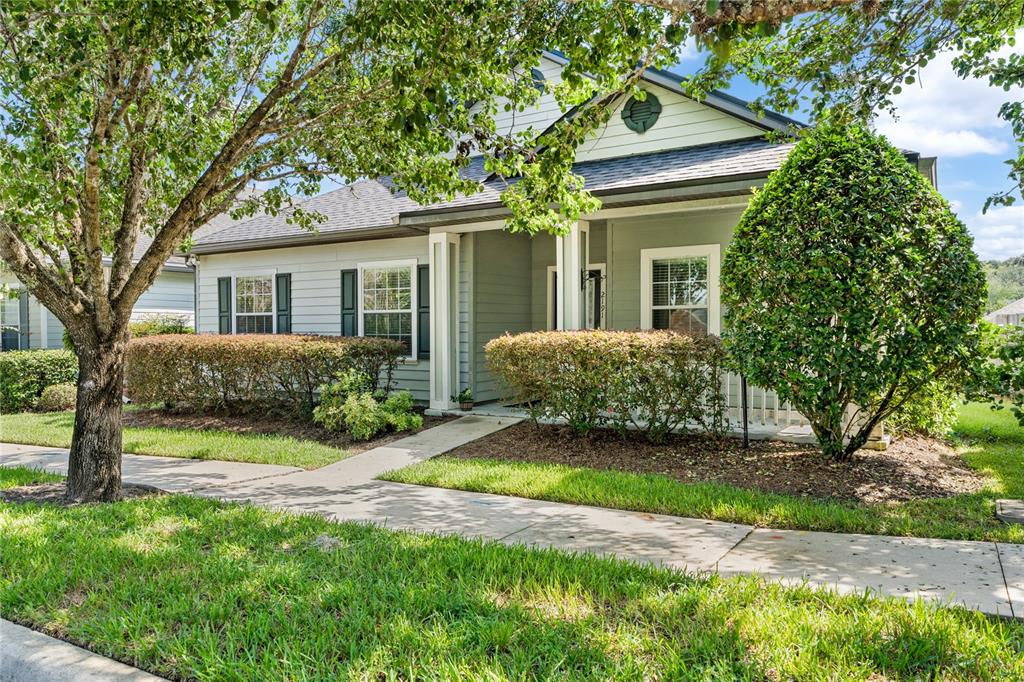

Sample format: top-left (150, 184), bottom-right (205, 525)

top-left (2, 416), bottom-right (1020, 619)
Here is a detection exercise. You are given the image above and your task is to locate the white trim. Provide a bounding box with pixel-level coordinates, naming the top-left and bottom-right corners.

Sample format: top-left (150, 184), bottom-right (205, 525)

top-left (545, 265), bottom-right (558, 330)
top-left (357, 258), bottom-right (418, 361)
top-left (591, 197), bottom-right (750, 220)
top-left (428, 233), bottom-right (460, 409)
top-left (231, 269), bottom-right (277, 334)
top-left (38, 301), bottom-right (49, 349)
top-left (639, 244), bottom-right (720, 335)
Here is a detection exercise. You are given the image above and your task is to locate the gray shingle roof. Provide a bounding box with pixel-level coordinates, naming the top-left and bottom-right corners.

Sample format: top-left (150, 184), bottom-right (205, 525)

top-left (986, 297), bottom-right (1024, 319)
top-left (192, 137), bottom-right (793, 252)
top-left (415, 137), bottom-right (793, 214)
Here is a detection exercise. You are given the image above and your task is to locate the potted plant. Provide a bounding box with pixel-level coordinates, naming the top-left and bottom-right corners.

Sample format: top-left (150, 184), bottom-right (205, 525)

top-left (453, 388), bottom-right (473, 411)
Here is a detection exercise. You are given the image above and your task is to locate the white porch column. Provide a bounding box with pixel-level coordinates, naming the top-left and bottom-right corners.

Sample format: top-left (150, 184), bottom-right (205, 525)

top-left (38, 301), bottom-right (48, 349)
top-left (428, 231), bottom-right (460, 410)
top-left (555, 221), bottom-right (587, 330)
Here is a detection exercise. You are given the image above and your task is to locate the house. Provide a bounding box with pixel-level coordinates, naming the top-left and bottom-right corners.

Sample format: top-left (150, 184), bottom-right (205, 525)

top-left (187, 52), bottom-right (936, 434)
top-left (986, 297), bottom-right (1024, 326)
top-left (0, 211), bottom-right (243, 351)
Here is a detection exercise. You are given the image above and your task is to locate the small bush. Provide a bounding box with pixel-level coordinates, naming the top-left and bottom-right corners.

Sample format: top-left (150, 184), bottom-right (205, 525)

top-left (0, 349), bottom-right (78, 412)
top-left (485, 330), bottom-right (728, 442)
top-left (318, 388), bottom-right (422, 441)
top-left (37, 382), bottom-right (77, 412)
top-left (887, 380), bottom-right (960, 438)
top-left (125, 334), bottom-right (403, 415)
top-left (129, 314), bottom-right (194, 338)
top-left (339, 393), bottom-right (389, 440)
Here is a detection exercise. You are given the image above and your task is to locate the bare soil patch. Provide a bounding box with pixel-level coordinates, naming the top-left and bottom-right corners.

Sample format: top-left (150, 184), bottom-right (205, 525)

top-left (444, 422), bottom-right (987, 503)
top-left (123, 407), bottom-right (452, 454)
top-left (0, 483), bottom-right (160, 506)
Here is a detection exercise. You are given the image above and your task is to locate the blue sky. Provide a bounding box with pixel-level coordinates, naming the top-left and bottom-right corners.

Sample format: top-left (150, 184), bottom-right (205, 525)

top-left (674, 47), bottom-right (1024, 262)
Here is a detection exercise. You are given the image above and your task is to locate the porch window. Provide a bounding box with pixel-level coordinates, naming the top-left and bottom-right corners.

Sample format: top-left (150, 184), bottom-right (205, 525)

top-left (640, 245), bottom-right (720, 335)
top-left (360, 261), bottom-right (415, 356)
top-left (235, 274), bottom-right (274, 333)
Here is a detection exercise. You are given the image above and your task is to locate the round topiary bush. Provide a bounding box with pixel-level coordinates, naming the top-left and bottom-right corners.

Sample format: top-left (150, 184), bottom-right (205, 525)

top-left (722, 121), bottom-right (985, 460)
top-left (38, 382), bottom-right (77, 412)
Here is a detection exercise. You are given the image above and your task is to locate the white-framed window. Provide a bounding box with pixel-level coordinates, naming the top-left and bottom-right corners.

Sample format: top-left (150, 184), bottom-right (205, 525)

top-left (234, 272), bottom-right (275, 334)
top-left (640, 245), bottom-right (720, 335)
top-left (358, 259), bottom-right (416, 357)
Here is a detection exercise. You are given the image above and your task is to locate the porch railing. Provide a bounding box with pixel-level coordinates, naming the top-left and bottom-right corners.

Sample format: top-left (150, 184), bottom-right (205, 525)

top-left (722, 372), bottom-right (806, 430)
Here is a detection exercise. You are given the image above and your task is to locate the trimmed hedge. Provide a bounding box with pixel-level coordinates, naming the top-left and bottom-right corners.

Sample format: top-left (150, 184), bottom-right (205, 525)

top-left (129, 314), bottom-right (193, 338)
top-left (0, 349), bottom-right (79, 412)
top-left (486, 330), bottom-right (728, 441)
top-left (125, 334), bottom-right (404, 414)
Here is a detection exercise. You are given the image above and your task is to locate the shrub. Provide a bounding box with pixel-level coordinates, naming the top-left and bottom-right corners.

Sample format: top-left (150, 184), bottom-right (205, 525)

top-left (37, 383), bottom-right (77, 412)
top-left (312, 369), bottom-right (377, 431)
top-left (887, 379), bottom-right (961, 438)
top-left (0, 349), bottom-right (78, 412)
top-left (317, 387), bottom-right (423, 441)
top-left (485, 330), bottom-right (728, 442)
top-left (125, 334), bottom-right (403, 414)
top-left (129, 314), bottom-right (194, 338)
top-left (721, 121), bottom-right (985, 460)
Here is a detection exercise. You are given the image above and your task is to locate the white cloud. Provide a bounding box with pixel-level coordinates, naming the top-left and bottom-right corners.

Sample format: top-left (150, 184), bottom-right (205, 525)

top-left (874, 45), bottom-right (1022, 158)
top-left (960, 205), bottom-right (1024, 260)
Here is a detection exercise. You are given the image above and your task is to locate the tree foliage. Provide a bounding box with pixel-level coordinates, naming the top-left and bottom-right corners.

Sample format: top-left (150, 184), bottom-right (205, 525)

top-left (0, 0), bottom-right (685, 500)
top-left (684, 0), bottom-right (1024, 209)
top-left (721, 122), bottom-right (986, 460)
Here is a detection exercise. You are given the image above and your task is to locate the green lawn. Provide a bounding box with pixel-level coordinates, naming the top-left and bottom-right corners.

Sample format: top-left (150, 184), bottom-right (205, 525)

top-left (0, 411), bottom-right (350, 469)
top-left (382, 403), bottom-right (1024, 543)
top-left (1, 467), bottom-right (1020, 681)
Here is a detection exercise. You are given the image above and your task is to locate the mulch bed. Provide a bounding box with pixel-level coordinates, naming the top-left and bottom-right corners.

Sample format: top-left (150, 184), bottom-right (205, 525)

top-left (0, 483), bottom-right (161, 507)
top-left (123, 407), bottom-right (452, 454)
top-left (443, 422), bottom-right (987, 504)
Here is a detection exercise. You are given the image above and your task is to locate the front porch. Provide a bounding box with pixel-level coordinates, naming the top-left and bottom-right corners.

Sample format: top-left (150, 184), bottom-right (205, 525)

top-left (424, 198), bottom-right (813, 439)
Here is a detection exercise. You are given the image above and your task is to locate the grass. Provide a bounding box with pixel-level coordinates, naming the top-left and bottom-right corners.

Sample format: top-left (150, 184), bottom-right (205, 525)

top-left (382, 403), bottom-right (1024, 543)
top-left (0, 410), bottom-right (350, 469)
top-left (1, 466), bottom-right (1021, 680)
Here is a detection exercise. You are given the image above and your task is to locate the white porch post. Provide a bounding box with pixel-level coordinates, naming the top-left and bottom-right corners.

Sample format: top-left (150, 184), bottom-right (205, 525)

top-left (556, 221), bottom-right (586, 330)
top-left (38, 301), bottom-right (48, 349)
top-left (428, 231), bottom-right (460, 410)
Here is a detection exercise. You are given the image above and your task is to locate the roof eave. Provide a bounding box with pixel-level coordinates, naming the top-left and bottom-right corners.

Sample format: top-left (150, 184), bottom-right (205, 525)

top-left (398, 172), bottom-right (771, 227)
top-left (189, 224), bottom-right (424, 256)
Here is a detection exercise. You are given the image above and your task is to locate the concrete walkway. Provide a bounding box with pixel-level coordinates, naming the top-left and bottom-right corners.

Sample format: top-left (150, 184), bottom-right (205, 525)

top-left (0, 619), bottom-right (165, 681)
top-left (2, 416), bottom-right (1021, 619)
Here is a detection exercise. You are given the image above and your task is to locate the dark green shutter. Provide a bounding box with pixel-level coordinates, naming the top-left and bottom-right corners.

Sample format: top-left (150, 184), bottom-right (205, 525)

top-left (417, 264), bottom-right (430, 359)
top-left (275, 273), bottom-right (291, 334)
top-left (340, 269), bottom-right (357, 336)
top-left (217, 277), bottom-right (232, 334)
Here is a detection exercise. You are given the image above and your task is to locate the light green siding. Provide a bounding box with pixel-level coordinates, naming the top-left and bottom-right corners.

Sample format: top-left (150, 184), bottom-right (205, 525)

top-left (606, 207), bottom-right (744, 330)
top-left (472, 230), bottom-right (533, 402)
top-left (197, 236), bottom-right (432, 401)
top-left (530, 232), bottom-right (556, 330)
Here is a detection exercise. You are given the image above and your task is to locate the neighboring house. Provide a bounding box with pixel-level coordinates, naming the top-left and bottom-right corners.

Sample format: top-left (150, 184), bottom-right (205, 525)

top-left (188, 52), bottom-right (937, 434)
top-left (986, 297), bottom-right (1024, 326)
top-left (0, 211), bottom-right (242, 351)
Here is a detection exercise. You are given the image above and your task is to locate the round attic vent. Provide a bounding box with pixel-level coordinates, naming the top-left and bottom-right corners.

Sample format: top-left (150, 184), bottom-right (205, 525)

top-left (621, 92), bottom-right (662, 133)
top-left (529, 67), bottom-right (546, 93)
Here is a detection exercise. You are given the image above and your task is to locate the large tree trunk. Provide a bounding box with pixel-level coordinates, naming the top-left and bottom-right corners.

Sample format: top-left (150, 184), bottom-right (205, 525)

top-left (66, 338), bottom-right (128, 502)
